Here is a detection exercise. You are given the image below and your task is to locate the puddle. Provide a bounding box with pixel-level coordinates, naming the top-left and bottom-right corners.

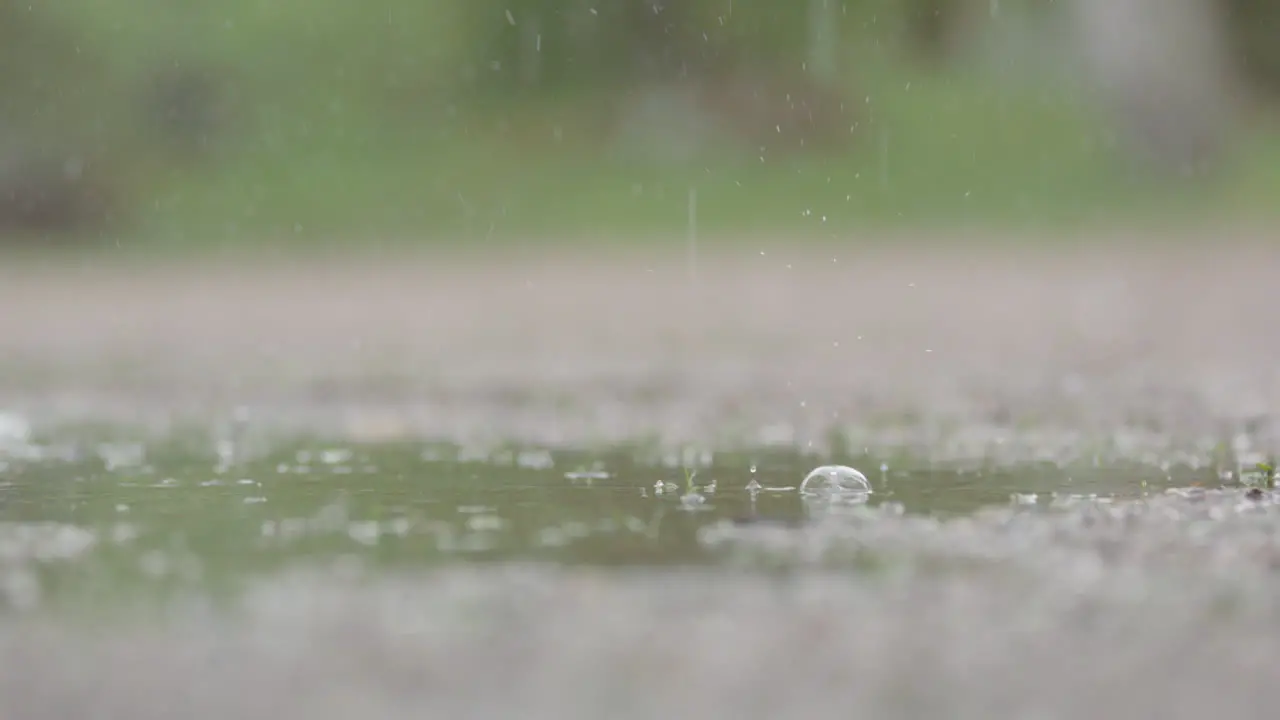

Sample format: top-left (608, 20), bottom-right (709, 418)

top-left (0, 417), bottom-right (1276, 718)
top-left (0, 424), bottom-right (1258, 607)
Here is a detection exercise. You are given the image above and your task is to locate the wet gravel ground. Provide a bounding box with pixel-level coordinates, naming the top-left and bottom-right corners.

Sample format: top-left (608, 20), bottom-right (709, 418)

top-left (4, 235), bottom-right (1280, 719)
top-left (2, 235), bottom-right (1280, 450)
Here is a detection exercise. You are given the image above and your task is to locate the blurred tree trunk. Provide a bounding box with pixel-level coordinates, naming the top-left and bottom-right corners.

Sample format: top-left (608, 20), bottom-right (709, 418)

top-left (1072, 0), bottom-right (1237, 178)
top-left (1222, 0), bottom-right (1280, 99)
top-left (807, 0), bottom-right (841, 83)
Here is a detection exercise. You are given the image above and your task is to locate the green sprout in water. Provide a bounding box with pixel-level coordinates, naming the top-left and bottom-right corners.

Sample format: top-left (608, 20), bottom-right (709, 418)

top-left (683, 466), bottom-right (697, 495)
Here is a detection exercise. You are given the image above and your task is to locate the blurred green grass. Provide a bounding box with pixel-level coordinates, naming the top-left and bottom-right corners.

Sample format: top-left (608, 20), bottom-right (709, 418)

top-left (31, 0), bottom-right (1280, 253)
top-left (132, 74), bottom-right (1279, 253)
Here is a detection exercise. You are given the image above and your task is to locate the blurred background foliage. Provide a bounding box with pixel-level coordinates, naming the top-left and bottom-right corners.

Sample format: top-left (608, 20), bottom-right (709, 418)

top-left (2, 0), bottom-right (1279, 251)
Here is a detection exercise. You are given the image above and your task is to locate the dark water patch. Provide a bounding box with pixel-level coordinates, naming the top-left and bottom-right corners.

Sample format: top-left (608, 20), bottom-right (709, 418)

top-left (0, 430), bottom-right (1231, 611)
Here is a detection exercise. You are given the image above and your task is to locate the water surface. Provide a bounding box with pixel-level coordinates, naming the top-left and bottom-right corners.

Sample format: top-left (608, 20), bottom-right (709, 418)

top-left (3, 425), bottom-right (1279, 720)
top-left (0, 429), bottom-right (1228, 607)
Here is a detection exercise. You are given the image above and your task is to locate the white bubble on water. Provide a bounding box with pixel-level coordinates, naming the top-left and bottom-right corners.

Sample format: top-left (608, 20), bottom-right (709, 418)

top-left (800, 465), bottom-right (872, 497)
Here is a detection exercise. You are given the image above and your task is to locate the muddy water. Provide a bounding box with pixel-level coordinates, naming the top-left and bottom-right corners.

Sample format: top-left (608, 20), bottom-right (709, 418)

top-left (4, 240), bottom-right (1280, 718)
